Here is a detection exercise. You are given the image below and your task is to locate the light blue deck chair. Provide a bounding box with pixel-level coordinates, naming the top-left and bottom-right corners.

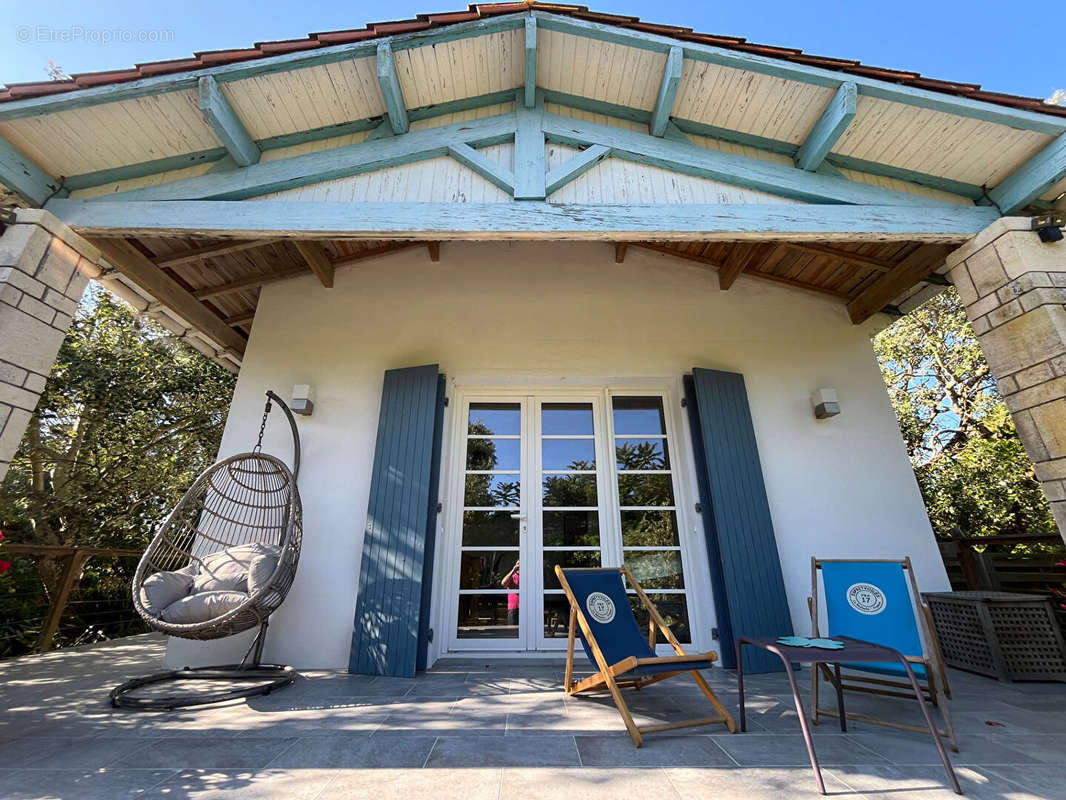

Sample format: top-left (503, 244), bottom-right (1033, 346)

top-left (556, 565), bottom-right (736, 747)
top-left (810, 557), bottom-right (957, 751)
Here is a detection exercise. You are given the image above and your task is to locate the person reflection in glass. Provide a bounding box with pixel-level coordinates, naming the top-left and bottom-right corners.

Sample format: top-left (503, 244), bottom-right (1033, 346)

top-left (501, 559), bottom-right (519, 627)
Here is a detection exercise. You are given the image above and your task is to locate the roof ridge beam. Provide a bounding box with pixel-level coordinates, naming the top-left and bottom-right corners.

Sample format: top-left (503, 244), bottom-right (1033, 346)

top-left (524, 18), bottom-right (538, 109)
top-left (540, 111), bottom-right (949, 207)
top-left (650, 46), bottom-right (683, 137)
top-left (795, 82), bottom-right (856, 171)
top-left (446, 142), bottom-right (516, 194)
top-left (377, 41), bottom-right (409, 134)
top-left (198, 75), bottom-right (260, 166)
top-left (100, 112), bottom-right (517, 202)
top-left (0, 134), bottom-right (66, 206)
top-left (987, 131), bottom-right (1066, 214)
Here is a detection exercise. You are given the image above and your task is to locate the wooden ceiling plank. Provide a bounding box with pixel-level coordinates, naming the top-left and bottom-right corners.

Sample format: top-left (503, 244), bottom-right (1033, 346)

top-left (779, 241), bottom-right (893, 272)
top-left (846, 244), bottom-right (955, 323)
top-left (194, 267), bottom-right (310, 300)
top-left (91, 237), bottom-right (247, 355)
top-left (154, 239), bottom-right (279, 269)
top-left (294, 241), bottom-right (335, 287)
top-left (330, 241), bottom-right (424, 268)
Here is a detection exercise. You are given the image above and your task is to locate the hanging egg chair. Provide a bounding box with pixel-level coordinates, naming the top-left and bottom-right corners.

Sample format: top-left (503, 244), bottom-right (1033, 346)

top-left (110, 390), bottom-right (303, 709)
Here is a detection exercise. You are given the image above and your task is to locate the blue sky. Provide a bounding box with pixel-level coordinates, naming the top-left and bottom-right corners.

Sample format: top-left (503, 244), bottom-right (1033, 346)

top-left (0, 0), bottom-right (1061, 100)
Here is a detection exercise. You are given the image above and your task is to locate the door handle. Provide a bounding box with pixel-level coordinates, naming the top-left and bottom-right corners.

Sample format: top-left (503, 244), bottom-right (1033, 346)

top-left (510, 513), bottom-right (526, 520)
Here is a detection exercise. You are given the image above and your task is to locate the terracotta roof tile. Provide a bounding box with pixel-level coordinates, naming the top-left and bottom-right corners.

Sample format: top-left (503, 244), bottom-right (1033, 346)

top-left (1, 1), bottom-right (1063, 120)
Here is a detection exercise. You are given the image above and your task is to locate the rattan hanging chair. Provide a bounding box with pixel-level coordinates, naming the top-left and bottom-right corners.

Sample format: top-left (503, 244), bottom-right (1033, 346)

top-left (111, 390), bottom-right (304, 709)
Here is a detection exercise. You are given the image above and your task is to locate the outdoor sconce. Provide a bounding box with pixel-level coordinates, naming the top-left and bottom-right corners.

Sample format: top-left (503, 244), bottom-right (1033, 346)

top-left (812, 388), bottom-right (840, 420)
top-left (291, 384), bottom-right (314, 416)
top-left (1032, 213), bottom-right (1064, 244)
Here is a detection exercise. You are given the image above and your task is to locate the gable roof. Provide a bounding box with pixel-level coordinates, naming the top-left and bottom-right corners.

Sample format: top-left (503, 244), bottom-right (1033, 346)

top-left (2, 1), bottom-right (1064, 118)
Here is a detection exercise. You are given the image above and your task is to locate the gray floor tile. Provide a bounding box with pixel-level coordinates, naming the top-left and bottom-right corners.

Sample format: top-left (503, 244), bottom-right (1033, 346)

top-left (848, 730), bottom-right (1039, 765)
top-left (1, 768), bottom-right (177, 800)
top-left (983, 764), bottom-right (1066, 798)
top-left (711, 732), bottom-right (889, 767)
top-left (141, 768), bottom-right (338, 799)
top-left (502, 767), bottom-right (681, 800)
top-left (326, 767), bottom-right (502, 800)
top-left (0, 735), bottom-right (156, 769)
top-left (829, 765), bottom-right (1042, 800)
top-left (576, 733), bottom-right (737, 766)
top-left (112, 735), bottom-right (300, 769)
top-left (665, 765), bottom-right (861, 798)
top-left (426, 733), bottom-right (580, 767)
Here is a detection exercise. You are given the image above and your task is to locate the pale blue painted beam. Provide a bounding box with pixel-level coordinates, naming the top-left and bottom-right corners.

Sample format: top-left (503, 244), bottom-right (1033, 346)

top-left (47, 198), bottom-right (1000, 238)
top-left (446, 142), bottom-right (515, 194)
top-left (545, 144), bottom-right (610, 195)
top-left (824, 154), bottom-right (984, 199)
top-left (795, 82), bottom-right (856, 172)
top-left (541, 111), bottom-right (947, 207)
top-left (524, 18), bottom-right (537, 109)
top-left (198, 76), bottom-right (260, 166)
top-left (0, 14), bottom-right (526, 121)
top-left (0, 135), bottom-right (65, 206)
top-left (541, 90), bottom-right (652, 124)
top-left (532, 12), bottom-right (1066, 135)
top-left (988, 131), bottom-right (1066, 214)
top-left (63, 148), bottom-right (229, 191)
top-left (103, 113), bottom-right (517, 201)
top-left (377, 42), bottom-right (409, 134)
top-left (650, 46), bottom-right (683, 137)
top-left (514, 90), bottom-right (546, 200)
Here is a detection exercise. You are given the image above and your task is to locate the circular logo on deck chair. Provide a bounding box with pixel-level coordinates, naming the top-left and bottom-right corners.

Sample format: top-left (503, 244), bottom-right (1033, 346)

top-left (847, 583), bottom-right (887, 615)
top-left (586, 592), bottom-right (616, 624)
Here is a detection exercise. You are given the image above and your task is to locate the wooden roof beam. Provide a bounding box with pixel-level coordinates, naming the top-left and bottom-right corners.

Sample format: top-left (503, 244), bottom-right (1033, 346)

top-left (198, 76), bottom-right (260, 167)
top-left (0, 134), bottom-right (65, 206)
top-left (194, 266), bottom-right (311, 300)
top-left (779, 241), bottom-right (892, 272)
top-left (846, 244), bottom-right (955, 323)
top-left (795, 82), bottom-right (856, 172)
top-left (154, 238), bottom-right (279, 269)
top-left (330, 241), bottom-right (425, 268)
top-left (614, 243), bottom-right (628, 263)
top-left (650, 46), bottom-right (683, 138)
top-left (293, 241), bottom-right (335, 287)
top-left (225, 311), bottom-right (256, 328)
top-left (988, 131), bottom-right (1066, 214)
top-left (377, 41), bottom-right (409, 134)
top-left (91, 237), bottom-right (247, 355)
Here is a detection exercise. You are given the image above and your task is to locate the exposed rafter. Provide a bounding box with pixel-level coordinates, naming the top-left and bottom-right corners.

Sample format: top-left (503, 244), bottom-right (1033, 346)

top-left (198, 76), bottom-right (260, 167)
top-left (331, 241), bottom-right (426, 268)
top-left (446, 143), bottom-right (516, 194)
top-left (779, 242), bottom-right (892, 272)
top-left (0, 134), bottom-right (64, 206)
top-left (225, 311), bottom-right (256, 328)
top-left (293, 241), bottom-right (335, 287)
top-left (155, 239), bottom-right (280, 269)
top-left (795, 82), bottom-right (856, 172)
top-left (524, 18), bottom-right (538, 109)
top-left (650, 47), bottom-right (683, 138)
top-left (194, 267), bottom-right (310, 300)
top-left (544, 144), bottom-right (611, 195)
top-left (377, 41), bottom-right (409, 134)
top-left (717, 244), bottom-right (750, 290)
top-left (988, 131), bottom-right (1066, 214)
top-left (427, 242), bottom-right (441, 262)
top-left (614, 243), bottom-right (628, 263)
top-left (846, 244), bottom-right (955, 323)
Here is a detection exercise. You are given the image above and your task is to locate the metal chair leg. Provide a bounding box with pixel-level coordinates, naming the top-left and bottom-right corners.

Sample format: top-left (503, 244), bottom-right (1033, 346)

top-left (767, 645), bottom-right (826, 796)
top-left (899, 657), bottom-right (961, 795)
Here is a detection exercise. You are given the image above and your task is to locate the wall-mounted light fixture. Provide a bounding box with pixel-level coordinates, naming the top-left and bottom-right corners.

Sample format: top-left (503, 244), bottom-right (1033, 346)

top-left (812, 388), bottom-right (840, 419)
top-left (291, 384), bottom-right (314, 416)
top-left (1032, 213), bottom-right (1064, 244)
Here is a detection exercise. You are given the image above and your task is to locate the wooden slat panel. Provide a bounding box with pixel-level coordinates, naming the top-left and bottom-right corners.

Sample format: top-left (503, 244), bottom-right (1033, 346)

top-left (687, 368), bottom-right (794, 674)
top-left (350, 364), bottom-right (443, 677)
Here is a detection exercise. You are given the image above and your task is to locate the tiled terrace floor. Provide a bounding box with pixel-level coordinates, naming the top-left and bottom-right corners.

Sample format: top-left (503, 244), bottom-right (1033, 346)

top-left (1, 633), bottom-right (1064, 799)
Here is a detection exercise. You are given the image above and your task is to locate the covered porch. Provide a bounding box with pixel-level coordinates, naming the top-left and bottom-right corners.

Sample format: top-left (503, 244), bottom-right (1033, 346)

top-left (1, 634), bottom-right (1064, 799)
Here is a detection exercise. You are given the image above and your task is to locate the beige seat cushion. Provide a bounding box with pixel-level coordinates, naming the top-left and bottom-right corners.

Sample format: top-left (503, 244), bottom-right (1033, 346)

top-left (192, 542), bottom-right (278, 593)
top-left (140, 565), bottom-right (196, 617)
top-left (160, 590), bottom-right (248, 624)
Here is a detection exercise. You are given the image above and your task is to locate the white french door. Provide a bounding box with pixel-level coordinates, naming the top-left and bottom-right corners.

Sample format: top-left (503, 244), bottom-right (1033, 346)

top-left (444, 387), bottom-right (696, 653)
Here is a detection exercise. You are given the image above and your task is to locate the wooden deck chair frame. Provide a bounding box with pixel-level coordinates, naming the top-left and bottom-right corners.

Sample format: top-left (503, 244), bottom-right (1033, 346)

top-left (556, 564), bottom-right (737, 747)
top-left (809, 557), bottom-right (958, 752)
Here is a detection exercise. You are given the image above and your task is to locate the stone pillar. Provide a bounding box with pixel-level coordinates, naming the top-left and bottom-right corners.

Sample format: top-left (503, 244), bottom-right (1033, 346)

top-left (0, 209), bottom-right (104, 480)
top-left (946, 218), bottom-right (1066, 540)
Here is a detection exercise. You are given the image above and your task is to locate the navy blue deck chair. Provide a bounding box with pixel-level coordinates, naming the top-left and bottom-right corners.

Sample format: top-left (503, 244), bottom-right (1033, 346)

top-left (810, 557), bottom-right (956, 751)
top-left (556, 565), bottom-right (736, 747)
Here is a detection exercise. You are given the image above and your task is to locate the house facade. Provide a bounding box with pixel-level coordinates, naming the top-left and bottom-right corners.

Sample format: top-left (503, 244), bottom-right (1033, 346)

top-left (1, 4), bottom-right (1064, 675)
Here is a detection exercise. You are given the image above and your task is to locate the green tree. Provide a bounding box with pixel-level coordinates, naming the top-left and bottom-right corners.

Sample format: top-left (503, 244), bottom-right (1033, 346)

top-left (874, 289), bottom-right (1056, 539)
top-left (0, 285), bottom-right (235, 655)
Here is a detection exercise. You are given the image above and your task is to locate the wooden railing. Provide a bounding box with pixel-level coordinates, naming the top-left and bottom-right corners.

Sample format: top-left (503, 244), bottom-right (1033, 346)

top-left (1, 543), bottom-right (143, 653)
top-left (937, 533), bottom-right (1066, 629)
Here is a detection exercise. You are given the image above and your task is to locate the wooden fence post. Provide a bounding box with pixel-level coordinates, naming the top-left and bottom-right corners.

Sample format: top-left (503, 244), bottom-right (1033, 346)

top-left (34, 549), bottom-right (90, 653)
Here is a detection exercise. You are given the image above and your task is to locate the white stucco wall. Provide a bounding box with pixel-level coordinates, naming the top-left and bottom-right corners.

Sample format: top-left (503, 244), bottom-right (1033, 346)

top-left (165, 241), bottom-right (949, 670)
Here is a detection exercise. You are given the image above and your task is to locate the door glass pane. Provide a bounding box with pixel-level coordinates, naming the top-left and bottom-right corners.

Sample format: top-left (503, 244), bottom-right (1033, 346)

top-left (542, 510), bottom-right (600, 547)
top-left (542, 438), bottom-right (596, 470)
top-left (620, 510), bottom-right (679, 547)
top-left (624, 550), bottom-right (685, 589)
top-left (543, 594), bottom-right (571, 639)
top-left (460, 551), bottom-right (521, 590)
top-left (612, 397), bottom-right (666, 435)
top-left (618, 474), bottom-right (674, 506)
top-left (542, 403), bottom-right (594, 435)
top-left (467, 438), bottom-right (520, 471)
top-left (457, 594), bottom-right (518, 639)
top-left (462, 511), bottom-right (519, 547)
top-left (465, 474), bottom-right (521, 506)
top-left (630, 594), bottom-right (690, 644)
top-left (543, 473), bottom-right (597, 507)
top-left (543, 550), bottom-right (602, 589)
top-left (616, 438), bottom-right (669, 470)
top-left (469, 403), bottom-right (520, 435)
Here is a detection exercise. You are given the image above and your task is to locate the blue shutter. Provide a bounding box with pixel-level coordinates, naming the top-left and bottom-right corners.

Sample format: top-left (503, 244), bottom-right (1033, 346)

top-left (350, 365), bottom-right (445, 677)
top-left (686, 368), bottom-right (793, 674)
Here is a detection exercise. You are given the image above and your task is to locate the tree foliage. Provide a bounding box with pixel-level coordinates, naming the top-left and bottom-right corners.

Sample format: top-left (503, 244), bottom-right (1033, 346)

top-left (874, 289), bottom-right (1056, 539)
